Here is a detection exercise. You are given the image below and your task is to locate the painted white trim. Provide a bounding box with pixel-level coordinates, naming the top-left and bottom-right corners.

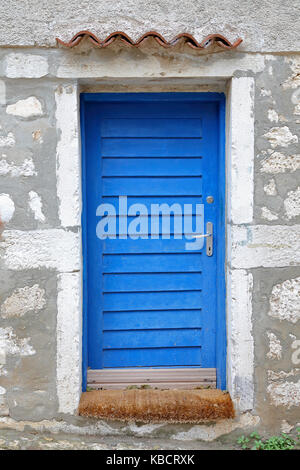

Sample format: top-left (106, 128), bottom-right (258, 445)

top-left (232, 224), bottom-right (300, 268)
top-left (55, 83), bottom-right (81, 228)
top-left (227, 269), bottom-right (254, 411)
top-left (226, 77), bottom-right (255, 411)
top-left (55, 83), bottom-right (82, 414)
top-left (55, 76), bottom-right (255, 415)
top-left (57, 273), bottom-right (82, 413)
top-left (228, 77), bottom-right (254, 225)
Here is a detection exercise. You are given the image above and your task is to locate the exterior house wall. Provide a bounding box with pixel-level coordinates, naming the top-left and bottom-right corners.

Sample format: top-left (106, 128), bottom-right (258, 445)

top-left (0, 1), bottom-right (299, 441)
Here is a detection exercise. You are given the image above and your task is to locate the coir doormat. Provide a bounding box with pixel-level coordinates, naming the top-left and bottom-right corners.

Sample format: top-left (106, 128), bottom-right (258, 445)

top-left (78, 389), bottom-right (235, 423)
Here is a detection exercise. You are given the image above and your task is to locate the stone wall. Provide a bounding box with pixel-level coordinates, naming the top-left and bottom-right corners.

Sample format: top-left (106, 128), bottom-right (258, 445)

top-left (0, 1), bottom-right (299, 440)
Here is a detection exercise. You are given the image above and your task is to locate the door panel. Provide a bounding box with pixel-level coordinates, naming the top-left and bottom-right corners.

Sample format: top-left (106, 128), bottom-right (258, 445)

top-left (102, 273), bottom-right (203, 292)
top-left (101, 117), bottom-right (202, 137)
top-left (101, 138), bottom-right (204, 157)
top-left (103, 309), bottom-right (203, 330)
top-left (102, 158), bottom-right (203, 176)
top-left (82, 94), bottom-right (225, 381)
top-left (102, 347), bottom-right (202, 368)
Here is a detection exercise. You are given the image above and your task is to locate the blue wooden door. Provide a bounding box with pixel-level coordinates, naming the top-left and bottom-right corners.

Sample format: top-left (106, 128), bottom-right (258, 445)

top-left (81, 93), bottom-right (226, 389)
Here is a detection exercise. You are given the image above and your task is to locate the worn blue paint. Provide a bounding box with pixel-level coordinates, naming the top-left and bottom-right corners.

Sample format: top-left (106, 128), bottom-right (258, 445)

top-left (216, 97), bottom-right (227, 390)
top-left (81, 93), bottom-right (226, 390)
top-left (80, 94), bottom-right (88, 392)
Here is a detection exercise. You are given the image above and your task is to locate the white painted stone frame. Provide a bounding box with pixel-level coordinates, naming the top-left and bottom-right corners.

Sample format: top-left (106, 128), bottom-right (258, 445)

top-left (55, 77), bottom-right (255, 415)
top-left (55, 82), bottom-right (82, 414)
top-left (226, 77), bottom-right (255, 412)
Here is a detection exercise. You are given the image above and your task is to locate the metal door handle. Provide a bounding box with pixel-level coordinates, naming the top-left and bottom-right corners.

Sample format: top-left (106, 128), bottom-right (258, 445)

top-left (192, 222), bottom-right (213, 256)
top-left (193, 233), bottom-right (211, 238)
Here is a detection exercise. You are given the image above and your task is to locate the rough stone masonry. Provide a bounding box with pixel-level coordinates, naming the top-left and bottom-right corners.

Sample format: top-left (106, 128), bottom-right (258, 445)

top-left (0, 0), bottom-right (299, 442)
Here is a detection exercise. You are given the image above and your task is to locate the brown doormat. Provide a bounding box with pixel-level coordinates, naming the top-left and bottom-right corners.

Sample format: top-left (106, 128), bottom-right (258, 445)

top-left (78, 389), bottom-right (235, 423)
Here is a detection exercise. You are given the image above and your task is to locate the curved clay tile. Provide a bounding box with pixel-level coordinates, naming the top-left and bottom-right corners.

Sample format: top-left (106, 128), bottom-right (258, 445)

top-left (56, 30), bottom-right (243, 50)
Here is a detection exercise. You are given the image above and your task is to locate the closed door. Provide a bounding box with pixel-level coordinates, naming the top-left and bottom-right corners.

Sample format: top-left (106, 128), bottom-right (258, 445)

top-left (82, 93), bottom-right (226, 389)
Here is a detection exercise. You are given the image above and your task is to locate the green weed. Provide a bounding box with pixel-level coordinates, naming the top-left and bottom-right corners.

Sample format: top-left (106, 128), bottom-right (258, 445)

top-left (237, 429), bottom-right (300, 450)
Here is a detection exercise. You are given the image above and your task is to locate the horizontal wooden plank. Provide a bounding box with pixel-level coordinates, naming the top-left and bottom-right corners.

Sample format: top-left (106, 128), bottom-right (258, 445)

top-left (88, 368), bottom-right (216, 384)
top-left (87, 382), bottom-right (216, 390)
top-left (103, 291), bottom-right (203, 311)
top-left (99, 213), bottom-right (204, 239)
top-left (88, 98), bottom-right (217, 111)
top-left (103, 273), bottom-right (202, 292)
top-left (103, 347), bottom-right (202, 367)
top-left (101, 138), bottom-right (203, 157)
top-left (101, 118), bottom-right (202, 138)
top-left (101, 214), bottom-right (202, 221)
top-left (102, 253), bottom-right (202, 273)
top-left (102, 157), bottom-right (203, 176)
top-left (102, 237), bottom-right (205, 254)
top-left (100, 196), bottom-right (203, 211)
top-left (102, 176), bottom-right (202, 196)
top-left (103, 309), bottom-right (202, 330)
top-left (103, 328), bottom-right (202, 349)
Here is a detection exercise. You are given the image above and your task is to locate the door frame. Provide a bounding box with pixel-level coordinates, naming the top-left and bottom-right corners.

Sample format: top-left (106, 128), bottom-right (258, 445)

top-left (55, 77), bottom-right (255, 414)
top-left (80, 92), bottom-right (226, 391)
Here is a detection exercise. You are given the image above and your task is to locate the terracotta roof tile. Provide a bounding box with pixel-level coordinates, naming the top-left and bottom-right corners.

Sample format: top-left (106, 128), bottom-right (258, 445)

top-left (56, 30), bottom-right (242, 50)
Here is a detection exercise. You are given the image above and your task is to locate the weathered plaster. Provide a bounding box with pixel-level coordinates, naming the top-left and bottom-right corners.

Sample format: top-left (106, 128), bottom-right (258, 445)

top-left (294, 103), bottom-right (300, 116)
top-left (53, 74), bottom-right (257, 416)
top-left (28, 191), bottom-right (45, 223)
top-left (268, 369), bottom-right (300, 382)
top-left (260, 152), bottom-right (300, 174)
top-left (264, 126), bottom-right (298, 149)
top-left (0, 81), bottom-right (5, 105)
top-left (0, 131), bottom-right (15, 148)
top-left (4, 54), bottom-right (49, 79)
top-left (1, 284), bottom-right (46, 319)
top-left (0, 412), bottom-right (260, 442)
top-left (0, 385), bottom-right (8, 416)
top-left (232, 225), bottom-right (300, 268)
top-left (267, 332), bottom-right (282, 360)
top-left (263, 178), bottom-right (277, 196)
top-left (268, 277), bottom-right (300, 324)
top-left (55, 51), bottom-right (266, 79)
top-left (267, 109), bottom-right (279, 123)
top-left (171, 413), bottom-right (260, 442)
top-left (268, 380), bottom-right (300, 408)
top-left (281, 420), bottom-right (294, 434)
top-left (1, 229), bottom-right (80, 271)
top-left (0, 1), bottom-right (299, 52)
top-left (0, 327), bottom-right (35, 357)
top-left (291, 340), bottom-right (300, 365)
top-left (0, 157), bottom-right (36, 177)
top-left (260, 88), bottom-right (272, 97)
top-left (0, 194), bottom-right (15, 225)
top-left (283, 57), bottom-right (300, 89)
top-left (261, 207), bottom-right (278, 221)
top-left (6, 97), bottom-right (43, 119)
top-left (284, 187), bottom-right (300, 220)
